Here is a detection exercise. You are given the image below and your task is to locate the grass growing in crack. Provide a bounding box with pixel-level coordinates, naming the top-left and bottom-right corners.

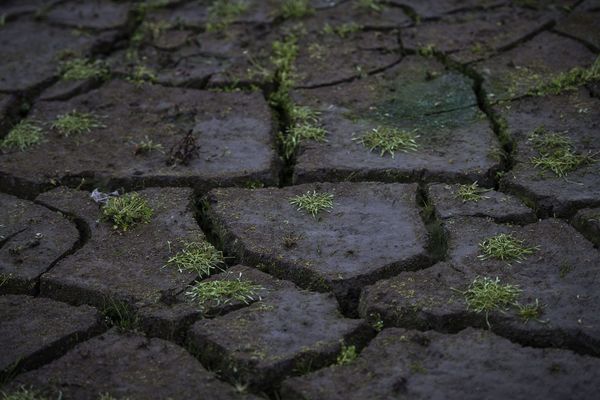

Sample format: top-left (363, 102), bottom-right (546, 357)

top-left (323, 22), bottom-right (363, 38)
top-left (61, 58), bottom-right (110, 81)
top-left (166, 241), bottom-right (224, 277)
top-left (354, 126), bottom-right (419, 158)
top-left (128, 65), bottom-right (158, 86)
top-left (462, 276), bottom-right (521, 328)
top-left (530, 56), bottom-right (600, 96)
top-left (281, 0), bottom-right (314, 19)
top-left (102, 192), bottom-right (154, 231)
top-left (528, 126), bottom-right (595, 177)
top-left (355, 0), bottom-right (382, 12)
top-left (206, 0), bottom-right (249, 32)
top-left (280, 108), bottom-right (327, 160)
top-left (0, 387), bottom-right (48, 400)
top-left (51, 111), bottom-right (105, 137)
top-left (102, 299), bottom-right (140, 333)
top-left (290, 190), bottom-right (334, 218)
top-left (336, 342), bottom-right (358, 365)
top-left (0, 121), bottom-right (43, 151)
top-left (185, 274), bottom-right (263, 309)
top-left (517, 299), bottom-right (543, 323)
top-left (478, 233), bottom-right (537, 263)
top-left (455, 182), bottom-right (490, 203)
top-left (268, 34), bottom-right (298, 114)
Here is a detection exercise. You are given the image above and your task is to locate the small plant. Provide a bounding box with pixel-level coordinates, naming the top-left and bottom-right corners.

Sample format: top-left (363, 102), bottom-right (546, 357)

top-left (102, 299), bottom-right (140, 332)
top-left (281, 0), bottom-right (314, 19)
top-left (322, 22), bottom-right (363, 38)
top-left (478, 233), bottom-right (537, 263)
top-left (51, 111), bottom-right (105, 137)
top-left (418, 44), bottom-right (436, 57)
top-left (354, 126), bottom-right (419, 157)
top-left (131, 20), bottom-right (170, 46)
top-left (354, 0), bottom-right (382, 12)
top-left (128, 65), bottom-right (158, 85)
top-left (134, 136), bottom-right (163, 155)
top-left (336, 342), bottom-right (358, 365)
top-left (206, 0), bottom-right (248, 32)
top-left (0, 387), bottom-right (47, 400)
top-left (166, 130), bottom-right (199, 166)
top-left (166, 241), bottom-right (224, 277)
top-left (185, 274), bottom-right (263, 309)
top-left (290, 190), bottom-right (334, 218)
top-left (530, 56), bottom-right (600, 96)
top-left (102, 192), bottom-right (153, 231)
top-left (455, 182), bottom-right (490, 202)
top-left (61, 58), bottom-right (110, 81)
top-left (0, 120), bottom-right (43, 151)
top-left (462, 276), bottom-right (521, 328)
top-left (517, 299), bottom-right (543, 323)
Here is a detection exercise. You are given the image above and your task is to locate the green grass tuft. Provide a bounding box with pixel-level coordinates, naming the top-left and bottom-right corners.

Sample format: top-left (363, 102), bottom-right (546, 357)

top-left (463, 276), bottom-right (521, 328)
top-left (322, 22), bottom-right (363, 38)
top-left (0, 120), bottom-right (43, 151)
top-left (354, 0), bottom-right (382, 12)
top-left (289, 190), bottom-right (334, 218)
top-left (102, 192), bottom-right (154, 231)
top-left (51, 111), bottom-right (105, 137)
top-left (61, 58), bottom-right (110, 81)
top-left (517, 299), bottom-right (543, 323)
top-left (354, 126), bottom-right (419, 158)
top-left (455, 182), bottom-right (490, 203)
top-left (336, 342), bottom-right (358, 365)
top-left (206, 0), bottom-right (249, 32)
top-left (478, 233), bottom-right (537, 263)
top-left (530, 56), bottom-right (600, 96)
top-left (134, 136), bottom-right (163, 155)
top-left (166, 241), bottom-right (224, 277)
top-left (0, 387), bottom-right (47, 400)
top-left (102, 299), bottom-right (140, 333)
top-left (185, 275), bottom-right (263, 309)
top-left (281, 0), bottom-right (314, 19)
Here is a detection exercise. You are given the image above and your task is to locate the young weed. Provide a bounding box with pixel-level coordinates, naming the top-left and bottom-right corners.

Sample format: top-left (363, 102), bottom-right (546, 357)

top-left (455, 182), bottom-right (490, 203)
top-left (354, 0), bottom-right (382, 12)
top-left (517, 299), bottom-right (543, 323)
top-left (102, 192), bottom-right (154, 231)
top-left (461, 276), bottom-right (521, 328)
top-left (61, 58), bottom-right (110, 81)
top-left (530, 56), bottom-right (600, 96)
top-left (354, 126), bottom-right (419, 158)
top-left (206, 0), bottom-right (249, 32)
top-left (166, 241), bottom-right (224, 277)
top-left (134, 136), bottom-right (163, 155)
top-left (478, 233), bottom-right (537, 263)
top-left (336, 342), bottom-right (358, 365)
top-left (0, 121), bottom-right (43, 151)
top-left (418, 44), bottom-right (436, 58)
top-left (281, 0), bottom-right (314, 19)
top-left (127, 65), bottom-right (158, 86)
top-left (289, 190), bottom-right (334, 218)
top-left (185, 274), bottom-right (263, 309)
top-left (322, 22), bottom-right (363, 38)
top-left (51, 111), bottom-right (105, 137)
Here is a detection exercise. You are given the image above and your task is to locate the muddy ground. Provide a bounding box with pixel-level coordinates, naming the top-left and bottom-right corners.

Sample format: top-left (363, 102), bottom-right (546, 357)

top-left (1, 0), bottom-right (599, 399)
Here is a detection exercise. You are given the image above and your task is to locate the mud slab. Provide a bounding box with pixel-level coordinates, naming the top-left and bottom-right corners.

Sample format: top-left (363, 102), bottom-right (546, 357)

top-left (496, 90), bottom-right (600, 217)
top-left (203, 182), bottom-right (431, 312)
top-left (388, 0), bottom-right (504, 19)
top-left (426, 183), bottom-right (536, 223)
top-left (281, 327), bottom-right (600, 400)
top-left (0, 193), bottom-right (79, 295)
top-left (0, 80), bottom-right (278, 197)
top-left (291, 56), bottom-right (501, 185)
top-left (45, 0), bottom-right (133, 31)
top-left (7, 330), bottom-right (259, 400)
top-left (188, 287), bottom-right (372, 390)
top-left (555, 7), bottom-right (600, 51)
top-left (360, 217), bottom-right (600, 355)
top-left (35, 187), bottom-right (203, 339)
top-left (572, 207), bottom-right (600, 247)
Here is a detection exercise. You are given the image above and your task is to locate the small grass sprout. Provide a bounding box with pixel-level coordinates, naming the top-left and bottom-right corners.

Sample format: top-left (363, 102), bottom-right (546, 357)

top-left (455, 182), bottom-right (490, 202)
top-left (336, 342), bottom-right (358, 365)
top-left (290, 190), bottom-right (334, 218)
top-left (517, 298), bottom-right (543, 323)
top-left (322, 22), bottom-right (363, 38)
top-left (206, 0), bottom-right (249, 32)
top-left (530, 56), bottom-right (600, 96)
top-left (61, 58), bottom-right (110, 81)
top-left (166, 241), bottom-right (224, 277)
top-left (0, 387), bottom-right (47, 400)
top-left (0, 120), bottom-right (43, 151)
top-left (102, 192), bottom-right (153, 231)
top-left (462, 276), bottom-right (521, 328)
top-left (185, 274), bottom-right (263, 309)
top-left (478, 233), bottom-right (537, 263)
top-left (102, 299), bottom-right (140, 332)
top-left (354, 126), bottom-right (419, 157)
top-left (51, 111), bottom-right (105, 137)
top-left (134, 136), bottom-right (163, 155)
top-left (355, 0), bottom-right (382, 12)
top-left (281, 0), bottom-right (314, 19)
top-left (128, 65), bottom-right (158, 85)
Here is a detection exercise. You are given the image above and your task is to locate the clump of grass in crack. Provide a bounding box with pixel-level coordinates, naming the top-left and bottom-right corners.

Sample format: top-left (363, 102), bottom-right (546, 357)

top-left (185, 274), bottom-right (263, 310)
top-left (206, 0), bottom-right (249, 32)
top-left (355, 0), bottom-right (382, 12)
top-left (51, 111), bottom-right (105, 137)
top-left (290, 190), bottom-right (334, 218)
top-left (128, 65), bottom-right (158, 86)
top-left (530, 56), bottom-right (600, 96)
top-left (269, 34), bottom-right (298, 114)
top-left (102, 299), bottom-right (140, 333)
top-left (478, 233), bottom-right (537, 263)
top-left (280, 106), bottom-right (327, 160)
top-left (455, 182), bottom-right (490, 203)
top-left (354, 126), bottom-right (419, 158)
top-left (322, 22), bottom-right (363, 38)
top-left (166, 241), bottom-right (224, 277)
top-left (462, 276), bottom-right (521, 328)
top-left (61, 58), bottom-right (110, 81)
top-left (1, 387), bottom-right (48, 400)
top-left (336, 342), bottom-right (358, 365)
top-left (517, 299), bottom-right (543, 323)
top-left (131, 20), bottom-right (170, 47)
top-left (0, 120), bottom-right (43, 151)
top-left (528, 126), bottom-right (595, 177)
top-left (281, 0), bottom-right (314, 19)
top-left (102, 192), bottom-right (154, 231)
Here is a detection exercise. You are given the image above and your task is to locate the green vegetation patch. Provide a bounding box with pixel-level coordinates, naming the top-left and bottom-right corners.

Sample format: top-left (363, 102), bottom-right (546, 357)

top-left (463, 276), bottom-right (521, 327)
top-left (530, 56), bottom-right (600, 96)
top-left (354, 126), bottom-right (419, 157)
top-left (0, 120), bottom-right (43, 151)
top-left (336, 342), bottom-right (358, 365)
top-left (455, 182), bottom-right (490, 203)
top-left (1, 387), bottom-right (47, 400)
top-left (354, 0), bottom-right (382, 12)
top-left (280, 106), bottom-right (327, 160)
top-left (478, 233), bottom-right (537, 263)
top-left (185, 275), bottom-right (263, 309)
top-left (281, 0), bottom-right (314, 19)
top-left (102, 192), bottom-right (154, 231)
top-left (517, 299), bottom-right (543, 323)
top-left (61, 58), bottom-right (110, 81)
top-left (166, 241), bottom-right (224, 277)
top-left (127, 65), bottom-right (158, 86)
top-left (323, 22), bottom-right (363, 38)
top-left (206, 0), bottom-right (249, 32)
top-left (102, 299), bottom-right (140, 333)
top-left (51, 111), bottom-right (105, 137)
top-left (290, 190), bottom-right (334, 218)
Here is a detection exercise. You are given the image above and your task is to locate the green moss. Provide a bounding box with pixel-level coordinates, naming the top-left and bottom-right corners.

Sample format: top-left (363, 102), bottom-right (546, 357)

top-left (530, 56), bottom-right (600, 96)
top-left (206, 0), bottom-right (249, 32)
top-left (478, 233), bottom-right (537, 263)
top-left (354, 126), bottom-right (419, 157)
top-left (289, 190), bottom-right (334, 218)
top-left (166, 241), bottom-right (224, 277)
top-left (102, 192), bottom-right (154, 231)
top-left (281, 0), bottom-right (314, 19)
top-left (185, 276), bottom-right (263, 309)
top-left (336, 342), bottom-right (358, 365)
top-left (0, 120), bottom-right (43, 151)
top-left (462, 276), bottom-right (521, 327)
top-left (51, 111), bottom-right (105, 137)
top-left (61, 58), bottom-right (110, 81)
top-left (455, 182), bottom-right (490, 203)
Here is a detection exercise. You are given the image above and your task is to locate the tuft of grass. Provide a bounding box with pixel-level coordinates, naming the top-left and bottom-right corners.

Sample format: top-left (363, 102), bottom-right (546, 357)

top-left (0, 120), bottom-right (43, 151)
top-left (354, 126), bottom-right (419, 158)
top-left (268, 34), bottom-right (298, 115)
top-left (0, 387), bottom-right (47, 400)
top-left (354, 0), bottom-right (382, 12)
top-left (166, 241), bottom-right (224, 277)
top-left (478, 233), bottom-right (537, 263)
top-left (206, 0), bottom-right (249, 32)
top-left (528, 126), bottom-right (595, 177)
top-left (530, 56), bottom-right (600, 96)
top-left (322, 22), bottom-right (363, 38)
top-left (281, 0), bottom-right (314, 19)
top-left (462, 276), bottom-right (521, 328)
top-left (280, 107), bottom-right (327, 160)
top-left (128, 65), bottom-right (158, 86)
top-left (61, 58), bottom-right (110, 81)
top-left (102, 299), bottom-right (140, 333)
top-left (134, 136), bottom-right (163, 155)
top-left (102, 192), bottom-right (153, 231)
top-left (336, 342), bottom-right (358, 365)
top-left (51, 111), bottom-right (105, 137)
top-left (517, 299), bottom-right (543, 323)
top-left (418, 44), bottom-right (436, 57)
top-left (185, 274), bottom-right (263, 309)
top-left (290, 190), bottom-right (334, 218)
top-left (455, 182), bottom-right (490, 203)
